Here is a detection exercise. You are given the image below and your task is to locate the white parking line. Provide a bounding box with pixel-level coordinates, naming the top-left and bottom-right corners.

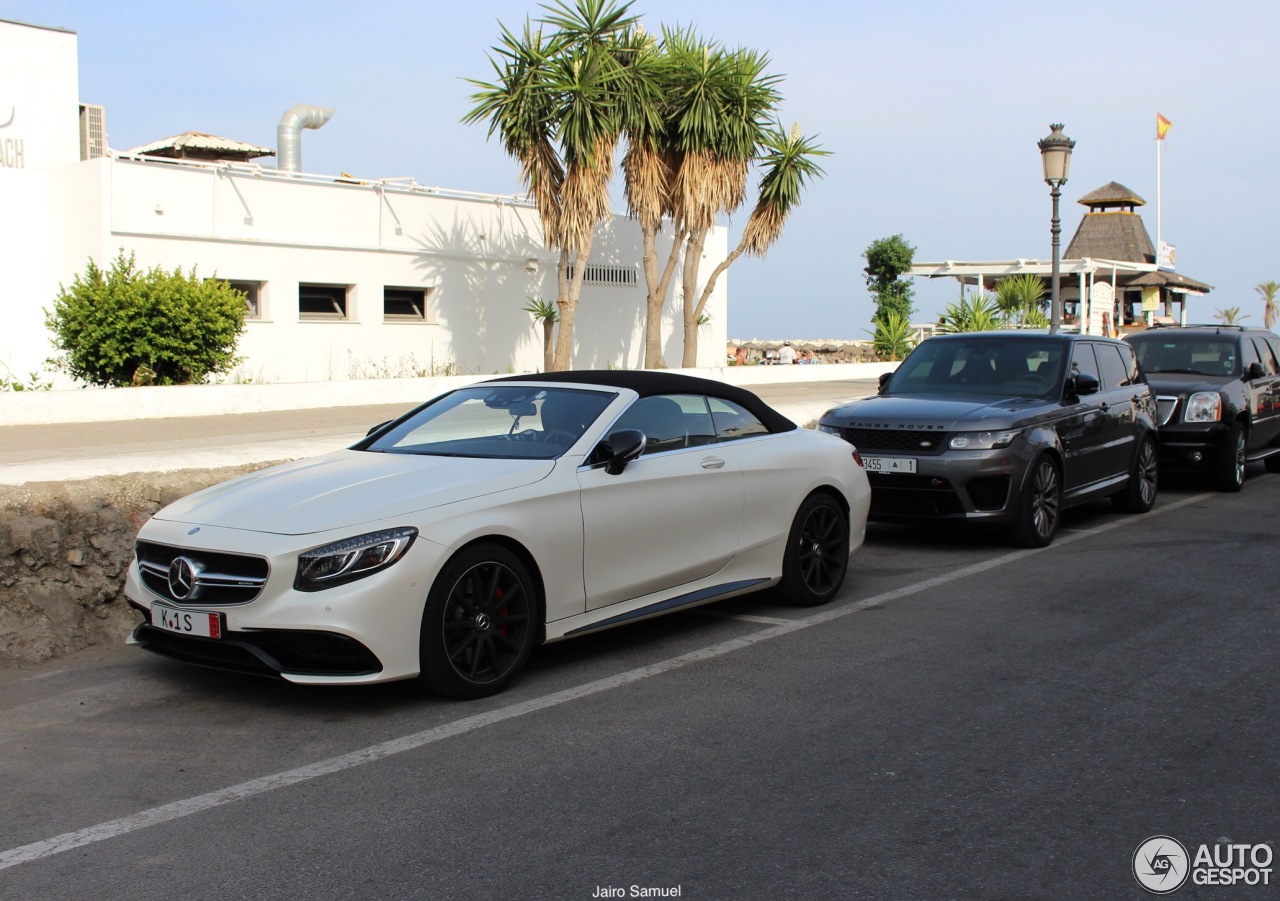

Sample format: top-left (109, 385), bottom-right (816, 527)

top-left (0, 492), bottom-right (1213, 872)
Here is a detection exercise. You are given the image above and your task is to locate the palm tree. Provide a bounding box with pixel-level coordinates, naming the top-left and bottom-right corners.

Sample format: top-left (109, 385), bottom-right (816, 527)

top-left (1215, 306), bottom-right (1249, 326)
top-left (465, 0), bottom-right (639, 370)
top-left (939, 291), bottom-right (1002, 333)
top-left (683, 122), bottom-right (829, 365)
top-left (867, 309), bottom-right (914, 361)
top-left (1257, 280), bottom-right (1279, 330)
top-left (522, 297), bottom-right (559, 371)
top-left (993, 273), bottom-right (1046, 326)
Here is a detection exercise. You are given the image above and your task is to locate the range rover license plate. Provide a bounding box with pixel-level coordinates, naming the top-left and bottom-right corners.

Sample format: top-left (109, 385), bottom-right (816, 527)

top-left (862, 456), bottom-right (917, 474)
top-left (152, 603), bottom-right (221, 639)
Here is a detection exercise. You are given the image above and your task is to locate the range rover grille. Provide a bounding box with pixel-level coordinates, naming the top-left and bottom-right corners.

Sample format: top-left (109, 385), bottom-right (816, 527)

top-left (841, 428), bottom-right (949, 455)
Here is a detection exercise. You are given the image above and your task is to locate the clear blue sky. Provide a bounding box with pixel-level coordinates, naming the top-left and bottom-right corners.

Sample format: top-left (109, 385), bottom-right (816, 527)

top-left (5, 0), bottom-right (1277, 338)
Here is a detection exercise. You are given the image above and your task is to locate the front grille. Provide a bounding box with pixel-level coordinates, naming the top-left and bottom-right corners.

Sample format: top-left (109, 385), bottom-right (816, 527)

top-left (867, 474), bottom-right (965, 517)
top-left (841, 428), bottom-right (949, 455)
top-left (136, 540), bottom-right (269, 606)
top-left (966, 475), bottom-right (1011, 511)
top-left (1155, 396), bottom-right (1179, 426)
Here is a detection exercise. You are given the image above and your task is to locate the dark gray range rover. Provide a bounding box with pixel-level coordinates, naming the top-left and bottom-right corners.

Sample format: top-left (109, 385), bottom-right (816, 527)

top-left (818, 331), bottom-right (1159, 547)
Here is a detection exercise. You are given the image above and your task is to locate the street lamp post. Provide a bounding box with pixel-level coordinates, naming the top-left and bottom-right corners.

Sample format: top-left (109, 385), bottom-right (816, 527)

top-left (1038, 124), bottom-right (1075, 334)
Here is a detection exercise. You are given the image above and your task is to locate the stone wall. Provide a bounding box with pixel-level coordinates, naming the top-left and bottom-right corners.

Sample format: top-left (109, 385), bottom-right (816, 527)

top-left (0, 464), bottom-right (276, 668)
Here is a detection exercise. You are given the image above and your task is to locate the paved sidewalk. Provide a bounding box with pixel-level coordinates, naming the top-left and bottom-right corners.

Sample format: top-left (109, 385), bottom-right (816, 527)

top-left (0, 378), bottom-right (879, 486)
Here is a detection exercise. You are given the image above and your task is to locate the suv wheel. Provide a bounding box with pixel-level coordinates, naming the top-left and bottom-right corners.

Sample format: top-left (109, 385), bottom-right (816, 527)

top-left (1212, 422), bottom-right (1246, 492)
top-left (1011, 455), bottom-right (1061, 548)
top-left (1112, 435), bottom-right (1158, 513)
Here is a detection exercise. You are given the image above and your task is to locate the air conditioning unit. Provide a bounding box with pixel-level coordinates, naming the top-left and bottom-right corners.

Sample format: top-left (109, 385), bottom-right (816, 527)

top-left (79, 103), bottom-right (106, 160)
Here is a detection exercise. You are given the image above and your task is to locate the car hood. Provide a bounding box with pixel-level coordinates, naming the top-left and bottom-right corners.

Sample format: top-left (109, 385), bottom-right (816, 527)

top-left (1141, 372), bottom-right (1230, 395)
top-left (152, 450), bottom-right (556, 535)
top-left (820, 393), bottom-right (1051, 430)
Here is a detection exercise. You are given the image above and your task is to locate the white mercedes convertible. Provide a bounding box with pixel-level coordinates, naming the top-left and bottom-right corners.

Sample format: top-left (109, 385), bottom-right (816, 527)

top-left (125, 371), bottom-right (871, 698)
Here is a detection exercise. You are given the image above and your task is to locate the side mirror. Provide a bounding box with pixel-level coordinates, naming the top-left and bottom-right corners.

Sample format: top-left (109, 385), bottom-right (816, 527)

top-left (366, 420), bottom-right (392, 437)
top-left (1246, 362), bottom-right (1266, 381)
top-left (878, 371), bottom-right (893, 394)
top-left (1069, 373), bottom-right (1100, 399)
top-left (599, 429), bottom-right (646, 475)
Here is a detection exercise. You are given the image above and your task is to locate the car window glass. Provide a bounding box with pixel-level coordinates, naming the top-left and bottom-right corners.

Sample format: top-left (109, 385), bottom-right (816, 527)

top-left (1095, 343), bottom-right (1130, 390)
top-left (1132, 337), bottom-right (1239, 376)
top-left (366, 386), bottom-right (613, 459)
top-left (1119, 343), bottom-right (1143, 384)
top-left (708, 397), bottom-right (769, 442)
top-left (1251, 338), bottom-right (1278, 375)
top-left (885, 338), bottom-right (1064, 397)
top-left (611, 394), bottom-right (714, 455)
top-left (1266, 336), bottom-right (1280, 368)
top-left (1071, 343), bottom-right (1100, 384)
top-left (1239, 337), bottom-right (1259, 372)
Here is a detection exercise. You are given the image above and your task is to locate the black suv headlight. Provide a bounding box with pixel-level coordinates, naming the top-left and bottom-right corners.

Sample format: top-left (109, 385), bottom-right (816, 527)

top-left (948, 430), bottom-right (1020, 450)
top-left (1183, 392), bottom-right (1222, 423)
top-left (295, 527), bottom-right (418, 591)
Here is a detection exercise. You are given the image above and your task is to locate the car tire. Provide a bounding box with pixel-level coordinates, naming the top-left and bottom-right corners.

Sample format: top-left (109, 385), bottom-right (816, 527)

top-left (1010, 455), bottom-right (1061, 548)
top-left (1212, 422), bottom-right (1246, 492)
top-left (1112, 435), bottom-right (1158, 513)
top-left (418, 543), bottom-right (537, 699)
top-left (776, 492), bottom-right (849, 607)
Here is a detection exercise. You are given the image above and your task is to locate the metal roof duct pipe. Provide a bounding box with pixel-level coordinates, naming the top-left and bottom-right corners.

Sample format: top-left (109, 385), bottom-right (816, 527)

top-left (277, 104), bottom-right (334, 174)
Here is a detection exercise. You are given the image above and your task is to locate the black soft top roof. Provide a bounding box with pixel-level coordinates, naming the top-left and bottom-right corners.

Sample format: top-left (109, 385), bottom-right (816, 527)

top-left (486, 370), bottom-right (797, 434)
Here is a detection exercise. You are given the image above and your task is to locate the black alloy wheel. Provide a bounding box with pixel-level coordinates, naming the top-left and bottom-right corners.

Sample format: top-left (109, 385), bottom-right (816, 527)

top-left (419, 544), bottom-right (537, 699)
top-left (778, 492), bottom-right (849, 607)
top-left (1212, 422), bottom-right (1247, 492)
top-left (1113, 436), bottom-right (1159, 513)
top-left (1011, 456), bottom-right (1061, 548)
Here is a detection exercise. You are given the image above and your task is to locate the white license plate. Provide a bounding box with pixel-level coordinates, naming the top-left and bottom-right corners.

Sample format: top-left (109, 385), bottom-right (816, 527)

top-left (152, 603), bottom-right (222, 639)
top-left (862, 456), bottom-right (917, 474)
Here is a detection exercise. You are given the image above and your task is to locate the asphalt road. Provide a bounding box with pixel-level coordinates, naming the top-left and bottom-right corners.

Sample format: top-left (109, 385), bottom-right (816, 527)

top-left (2, 472), bottom-right (1276, 899)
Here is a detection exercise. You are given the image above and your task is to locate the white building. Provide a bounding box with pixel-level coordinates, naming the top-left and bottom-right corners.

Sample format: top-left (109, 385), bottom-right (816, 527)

top-left (0, 18), bottom-right (727, 386)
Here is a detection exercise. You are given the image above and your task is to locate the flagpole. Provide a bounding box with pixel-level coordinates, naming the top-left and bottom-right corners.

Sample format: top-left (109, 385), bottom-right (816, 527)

top-left (1156, 124), bottom-right (1162, 255)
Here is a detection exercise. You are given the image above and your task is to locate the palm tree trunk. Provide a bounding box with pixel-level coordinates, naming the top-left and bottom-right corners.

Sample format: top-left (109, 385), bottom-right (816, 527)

top-left (643, 224), bottom-right (688, 369)
top-left (541, 321), bottom-right (555, 371)
top-left (680, 227), bottom-right (707, 368)
top-left (554, 239), bottom-right (592, 371)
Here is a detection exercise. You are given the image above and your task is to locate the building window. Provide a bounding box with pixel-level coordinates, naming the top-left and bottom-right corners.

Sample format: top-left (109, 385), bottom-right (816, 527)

top-left (299, 283), bottom-right (350, 320)
top-left (566, 264), bottom-right (638, 288)
top-left (222, 280), bottom-right (264, 319)
top-left (383, 286), bottom-right (433, 322)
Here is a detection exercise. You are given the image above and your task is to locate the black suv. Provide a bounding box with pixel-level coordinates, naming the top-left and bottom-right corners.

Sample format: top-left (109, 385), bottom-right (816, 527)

top-left (1125, 325), bottom-right (1280, 490)
top-left (818, 331), bottom-right (1159, 547)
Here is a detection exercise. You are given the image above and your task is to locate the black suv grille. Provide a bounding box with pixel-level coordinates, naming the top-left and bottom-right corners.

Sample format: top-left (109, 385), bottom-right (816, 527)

top-left (841, 428), bottom-right (949, 455)
top-left (136, 540), bottom-right (269, 606)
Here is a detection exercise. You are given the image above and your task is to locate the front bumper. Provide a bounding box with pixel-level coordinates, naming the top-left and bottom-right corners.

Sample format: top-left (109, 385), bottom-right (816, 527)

top-left (123, 519), bottom-right (449, 685)
top-left (862, 449), bottom-right (1026, 524)
top-left (1155, 421), bottom-right (1231, 473)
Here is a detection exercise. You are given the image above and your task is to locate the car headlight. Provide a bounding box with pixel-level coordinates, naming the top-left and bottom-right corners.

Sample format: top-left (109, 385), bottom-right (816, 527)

top-left (817, 424), bottom-right (841, 435)
top-left (949, 430), bottom-right (1020, 450)
top-left (1184, 392), bottom-right (1222, 423)
top-left (295, 527), bottom-right (418, 592)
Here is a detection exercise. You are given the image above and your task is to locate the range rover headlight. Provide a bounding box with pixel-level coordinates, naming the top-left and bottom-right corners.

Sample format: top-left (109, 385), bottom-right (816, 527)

top-left (817, 424), bottom-right (842, 435)
top-left (1184, 392), bottom-right (1222, 423)
top-left (295, 527), bottom-right (418, 592)
top-left (949, 429), bottom-right (1021, 450)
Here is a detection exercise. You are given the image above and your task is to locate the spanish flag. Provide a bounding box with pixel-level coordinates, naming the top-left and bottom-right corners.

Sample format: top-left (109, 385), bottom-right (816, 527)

top-left (1156, 113), bottom-right (1172, 140)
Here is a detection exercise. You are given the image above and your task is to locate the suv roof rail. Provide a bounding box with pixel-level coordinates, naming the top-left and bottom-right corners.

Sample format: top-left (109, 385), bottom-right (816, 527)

top-left (1147, 323), bottom-right (1249, 331)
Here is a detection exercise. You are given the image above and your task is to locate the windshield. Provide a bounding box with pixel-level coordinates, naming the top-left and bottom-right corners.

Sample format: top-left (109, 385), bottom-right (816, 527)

top-left (884, 338), bottom-right (1066, 398)
top-left (1131, 338), bottom-right (1238, 377)
top-left (362, 385), bottom-right (615, 459)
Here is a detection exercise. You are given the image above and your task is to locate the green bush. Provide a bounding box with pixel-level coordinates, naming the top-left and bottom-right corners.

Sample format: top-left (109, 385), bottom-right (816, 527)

top-left (46, 251), bottom-right (247, 387)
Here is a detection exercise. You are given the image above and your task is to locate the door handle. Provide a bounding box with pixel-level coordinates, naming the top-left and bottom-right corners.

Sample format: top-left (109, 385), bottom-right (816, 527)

top-left (701, 457), bottom-right (726, 470)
